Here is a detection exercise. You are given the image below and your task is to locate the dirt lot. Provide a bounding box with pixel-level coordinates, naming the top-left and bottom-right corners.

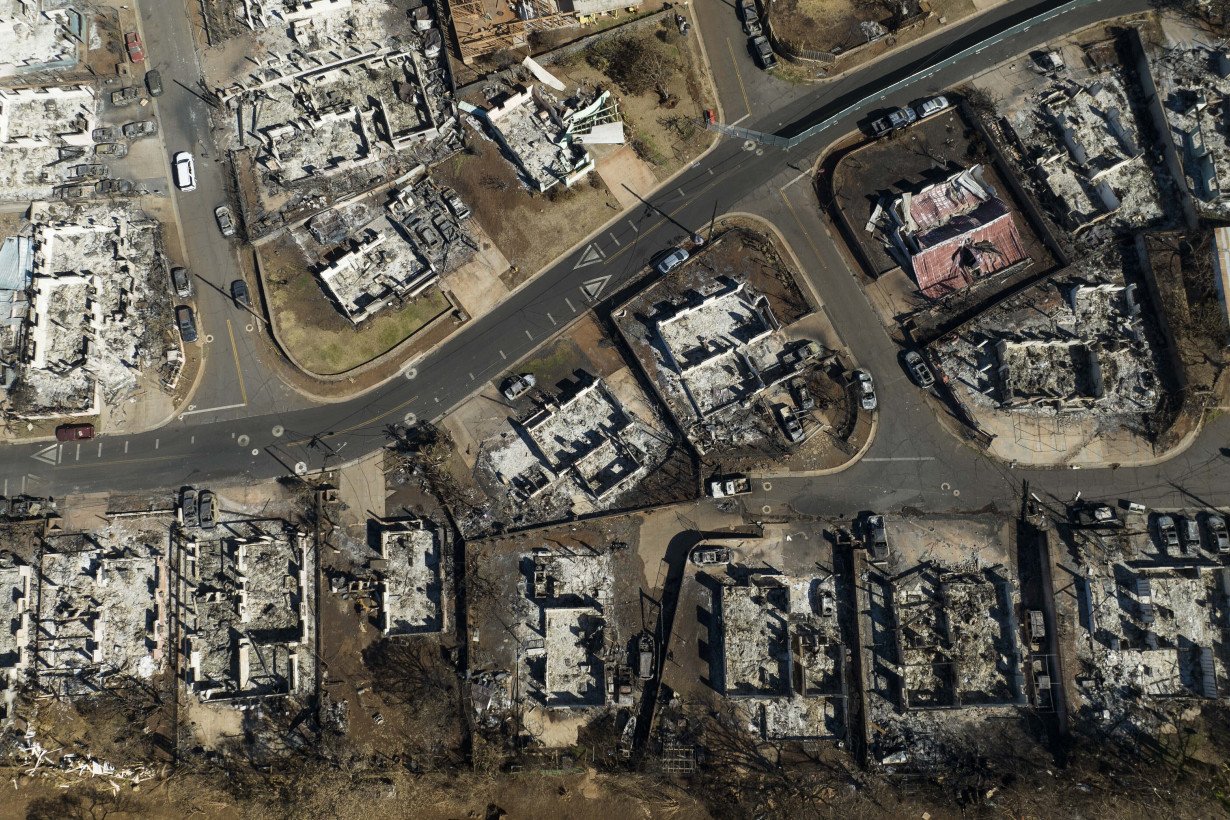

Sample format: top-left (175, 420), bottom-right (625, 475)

top-left (441, 18), bottom-right (713, 289)
top-left (769, 0), bottom-right (982, 60)
top-left (256, 235), bottom-right (453, 375)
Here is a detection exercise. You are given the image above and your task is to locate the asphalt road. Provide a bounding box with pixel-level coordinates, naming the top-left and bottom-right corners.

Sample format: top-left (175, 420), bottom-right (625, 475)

top-left (133, 2), bottom-right (312, 421)
top-left (7, 0), bottom-right (1223, 520)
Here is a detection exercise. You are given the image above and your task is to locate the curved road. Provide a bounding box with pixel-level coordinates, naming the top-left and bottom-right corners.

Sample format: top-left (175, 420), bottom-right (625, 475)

top-left (6, 0), bottom-right (1225, 517)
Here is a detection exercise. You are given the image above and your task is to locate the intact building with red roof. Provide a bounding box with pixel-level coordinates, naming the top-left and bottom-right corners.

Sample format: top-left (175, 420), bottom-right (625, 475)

top-left (888, 165), bottom-right (1029, 299)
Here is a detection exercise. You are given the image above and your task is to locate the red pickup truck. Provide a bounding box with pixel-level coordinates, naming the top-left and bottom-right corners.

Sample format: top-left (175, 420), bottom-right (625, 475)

top-left (55, 423), bottom-right (95, 441)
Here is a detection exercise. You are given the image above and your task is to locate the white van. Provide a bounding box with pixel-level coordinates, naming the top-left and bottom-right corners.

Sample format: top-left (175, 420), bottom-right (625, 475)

top-left (173, 151), bottom-right (196, 192)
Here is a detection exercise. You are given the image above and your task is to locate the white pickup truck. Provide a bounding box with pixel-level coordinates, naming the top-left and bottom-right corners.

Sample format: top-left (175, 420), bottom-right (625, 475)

top-left (708, 474), bottom-right (751, 498)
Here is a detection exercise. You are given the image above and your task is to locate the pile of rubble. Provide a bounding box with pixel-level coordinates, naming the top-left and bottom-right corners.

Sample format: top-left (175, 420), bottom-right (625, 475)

top-left (933, 271), bottom-right (1161, 417)
top-left (0, 202), bottom-right (180, 418)
top-left (0, 0), bottom-right (85, 78)
top-left (0, 85), bottom-right (97, 204)
top-left (480, 370), bottom-right (673, 523)
top-left (1000, 47), bottom-right (1163, 235)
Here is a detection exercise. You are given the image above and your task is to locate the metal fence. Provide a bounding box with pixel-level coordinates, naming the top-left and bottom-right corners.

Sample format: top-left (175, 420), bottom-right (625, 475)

top-left (709, 0), bottom-right (1105, 149)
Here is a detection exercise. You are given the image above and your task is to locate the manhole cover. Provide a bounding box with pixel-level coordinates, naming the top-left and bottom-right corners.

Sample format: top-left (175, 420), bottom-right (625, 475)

top-left (251, 448), bottom-right (259, 456)
top-left (762, 481), bottom-right (772, 491)
top-left (402, 366), bottom-right (418, 380)
top-left (762, 505), bottom-right (772, 514)
top-left (271, 425), bottom-right (284, 437)
top-left (403, 412), bottom-right (417, 426)
top-left (237, 434), bottom-right (250, 446)
top-left (294, 461), bottom-right (307, 476)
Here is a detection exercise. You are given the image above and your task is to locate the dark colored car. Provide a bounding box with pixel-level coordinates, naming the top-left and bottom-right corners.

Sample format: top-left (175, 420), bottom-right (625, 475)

top-left (230, 279), bottom-right (250, 307)
top-left (750, 35), bottom-right (776, 70)
top-left (55, 423), bottom-right (95, 442)
top-left (176, 305), bottom-right (198, 342)
top-left (198, 490), bottom-right (217, 529)
top-left (180, 488), bottom-right (199, 528)
top-left (145, 69), bottom-right (163, 97)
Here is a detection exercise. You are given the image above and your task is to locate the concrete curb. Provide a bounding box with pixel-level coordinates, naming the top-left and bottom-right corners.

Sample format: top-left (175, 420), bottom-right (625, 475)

top-left (751, 412), bottom-right (879, 480)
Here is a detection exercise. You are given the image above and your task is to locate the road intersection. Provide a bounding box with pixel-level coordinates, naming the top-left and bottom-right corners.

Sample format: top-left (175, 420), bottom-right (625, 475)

top-left (6, 0), bottom-right (1225, 519)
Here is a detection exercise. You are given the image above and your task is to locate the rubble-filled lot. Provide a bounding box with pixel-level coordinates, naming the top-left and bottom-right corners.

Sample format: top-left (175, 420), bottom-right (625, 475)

top-left (0, 202), bottom-right (182, 422)
top-left (0, 85), bottom-right (98, 204)
top-left (855, 513), bottom-right (1039, 768)
top-left (213, 0), bottom-right (461, 235)
top-left (930, 264), bottom-right (1166, 463)
top-left (613, 227), bottom-right (866, 471)
top-left (0, 0), bottom-right (86, 79)
top-left (977, 30), bottom-right (1168, 239)
top-left (467, 519), bottom-right (648, 751)
top-left (439, 312), bottom-right (693, 535)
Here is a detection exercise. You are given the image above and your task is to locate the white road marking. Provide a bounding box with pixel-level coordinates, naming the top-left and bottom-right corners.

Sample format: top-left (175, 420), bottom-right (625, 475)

top-left (547, 312), bottom-right (556, 325)
top-left (525, 329), bottom-right (533, 340)
top-left (627, 219), bottom-right (639, 233)
top-left (676, 187), bottom-right (686, 199)
top-left (782, 167), bottom-right (810, 188)
top-left (180, 401), bottom-right (247, 417)
top-left (30, 445), bottom-right (58, 466)
top-left (468, 372), bottom-right (475, 381)
top-left (573, 243), bottom-right (606, 269)
top-left (75, 443), bottom-right (81, 461)
top-left (155, 439), bottom-right (160, 449)
top-left (608, 232), bottom-right (621, 246)
top-left (581, 274), bottom-right (613, 300)
top-left (499, 349), bottom-right (507, 360)
top-left (97, 442), bottom-right (102, 457)
top-left (124, 441), bottom-right (129, 454)
top-left (862, 457), bottom-right (936, 462)
top-left (564, 297), bottom-right (577, 313)
top-left (731, 113), bottom-right (751, 125)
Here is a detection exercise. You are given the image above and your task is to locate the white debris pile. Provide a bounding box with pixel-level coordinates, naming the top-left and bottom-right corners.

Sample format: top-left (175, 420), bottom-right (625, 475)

top-left (934, 271), bottom-right (1161, 417)
top-left (15, 729), bottom-right (159, 786)
top-left (1149, 37), bottom-right (1230, 219)
top-left (3, 202), bottom-right (180, 418)
top-left (0, 86), bottom-right (97, 204)
top-left (999, 50), bottom-right (1163, 234)
top-left (480, 371), bottom-right (673, 523)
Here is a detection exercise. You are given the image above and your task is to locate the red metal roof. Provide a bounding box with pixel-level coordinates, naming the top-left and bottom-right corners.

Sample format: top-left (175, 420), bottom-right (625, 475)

top-left (912, 208), bottom-right (1028, 299)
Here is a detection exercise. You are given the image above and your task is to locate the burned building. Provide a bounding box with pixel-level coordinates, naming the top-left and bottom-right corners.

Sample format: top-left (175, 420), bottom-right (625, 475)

top-left (876, 165), bottom-right (1029, 299)
top-left (717, 573), bottom-right (846, 740)
top-left (175, 522), bottom-right (315, 705)
top-left (31, 531), bottom-right (165, 698)
top-left (0, 85), bottom-right (97, 204)
top-left (934, 274), bottom-right (1160, 416)
top-left (376, 519), bottom-right (443, 637)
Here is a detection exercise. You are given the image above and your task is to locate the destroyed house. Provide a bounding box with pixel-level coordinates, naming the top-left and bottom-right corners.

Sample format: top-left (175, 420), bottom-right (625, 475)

top-left (718, 573), bottom-right (847, 740)
top-left (177, 526), bottom-right (314, 704)
top-left (890, 565), bottom-right (1024, 710)
top-left (377, 519), bottom-right (442, 636)
top-left (887, 165), bottom-right (1028, 299)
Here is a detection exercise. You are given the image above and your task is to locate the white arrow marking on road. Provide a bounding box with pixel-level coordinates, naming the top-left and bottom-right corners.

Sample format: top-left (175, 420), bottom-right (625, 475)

top-left (573, 243), bottom-right (606, 269)
top-left (581, 274), bottom-right (612, 300)
top-left (31, 444), bottom-right (58, 465)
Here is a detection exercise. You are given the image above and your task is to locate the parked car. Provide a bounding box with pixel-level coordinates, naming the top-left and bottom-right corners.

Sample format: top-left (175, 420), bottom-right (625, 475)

top-left (97, 178), bottom-right (133, 195)
top-left (690, 546), bottom-right (733, 566)
top-left (502, 373), bottom-right (536, 401)
top-left (92, 126), bottom-right (119, 142)
top-left (1181, 517), bottom-right (1201, 553)
top-left (912, 95), bottom-right (951, 120)
top-left (869, 106), bottom-right (916, 136)
top-left (57, 183), bottom-right (90, 200)
top-left (111, 87), bottom-right (140, 106)
top-left (215, 205), bottom-right (237, 237)
top-left (71, 163), bottom-right (106, 180)
top-left (750, 35), bottom-right (777, 70)
top-left (180, 488), bottom-right (199, 528)
top-left (198, 490), bottom-right (217, 529)
top-left (1156, 514), bottom-right (1180, 551)
top-left (652, 246), bottom-right (689, 275)
top-left (172, 151), bottom-right (196, 192)
top-left (125, 31), bottom-right (144, 63)
top-left (865, 513), bottom-right (889, 562)
top-left (55, 423), bottom-right (95, 442)
top-left (230, 279), bottom-right (250, 307)
top-left (170, 266), bottom-right (192, 298)
top-left (94, 142), bottom-right (128, 158)
top-left (707, 474), bottom-right (751, 498)
top-left (790, 377), bottom-right (815, 411)
top-left (123, 120), bottom-right (158, 139)
top-left (145, 69), bottom-right (163, 97)
top-left (1207, 514), bottom-right (1230, 554)
top-left (777, 405), bottom-right (804, 443)
top-left (903, 350), bottom-right (935, 388)
top-left (176, 304), bottom-right (198, 342)
top-left (854, 370), bottom-right (877, 411)
top-left (636, 634), bottom-right (656, 680)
